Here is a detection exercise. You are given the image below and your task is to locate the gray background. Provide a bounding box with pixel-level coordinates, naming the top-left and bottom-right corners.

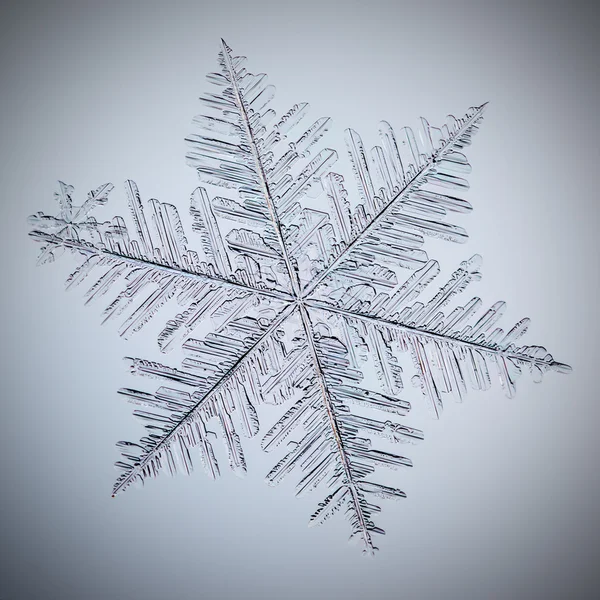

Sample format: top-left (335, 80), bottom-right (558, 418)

top-left (1, 0), bottom-right (599, 598)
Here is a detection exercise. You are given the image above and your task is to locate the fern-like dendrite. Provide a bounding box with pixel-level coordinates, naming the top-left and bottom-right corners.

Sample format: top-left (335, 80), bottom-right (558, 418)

top-left (28, 39), bottom-right (570, 554)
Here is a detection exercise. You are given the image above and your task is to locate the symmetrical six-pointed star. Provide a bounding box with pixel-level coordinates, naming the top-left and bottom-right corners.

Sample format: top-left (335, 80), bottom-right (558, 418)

top-left (28, 40), bottom-right (570, 554)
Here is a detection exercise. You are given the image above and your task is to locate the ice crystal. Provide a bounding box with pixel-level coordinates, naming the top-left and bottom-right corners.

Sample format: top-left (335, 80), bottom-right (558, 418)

top-left (28, 40), bottom-right (571, 554)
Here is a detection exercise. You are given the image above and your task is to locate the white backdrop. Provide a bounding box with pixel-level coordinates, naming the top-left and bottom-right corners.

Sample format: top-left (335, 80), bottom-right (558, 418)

top-left (1, 1), bottom-right (598, 598)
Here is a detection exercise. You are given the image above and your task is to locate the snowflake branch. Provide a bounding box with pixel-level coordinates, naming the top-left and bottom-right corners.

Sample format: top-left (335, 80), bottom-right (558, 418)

top-left (220, 39), bottom-right (302, 297)
top-left (298, 303), bottom-right (376, 553)
top-left (30, 230), bottom-right (294, 303)
top-left (306, 299), bottom-right (572, 372)
top-left (112, 301), bottom-right (296, 495)
top-left (301, 104), bottom-right (488, 298)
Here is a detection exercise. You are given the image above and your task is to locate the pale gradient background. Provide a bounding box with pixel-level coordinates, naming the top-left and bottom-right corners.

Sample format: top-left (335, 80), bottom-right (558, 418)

top-left (1, 0), bottom-right (599, 598)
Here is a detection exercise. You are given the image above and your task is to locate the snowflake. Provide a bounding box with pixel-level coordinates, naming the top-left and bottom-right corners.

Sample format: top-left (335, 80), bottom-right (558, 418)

top-left (28, 40), bottom-right (570, 555)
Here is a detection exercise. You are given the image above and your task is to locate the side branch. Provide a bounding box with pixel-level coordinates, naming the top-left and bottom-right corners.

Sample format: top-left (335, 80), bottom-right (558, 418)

top-left (220, 39), bottom-right (302, 298)
top-left (306, 299), bottom-right (572, 372)
top-left (298, 303), bottom-right (376, 552)
top-left (30, 231), bottom-right (294, 303)
top-left (301, 104), bottom-right (488, 298)
top-left (113, 301), bottom-right (296, 495)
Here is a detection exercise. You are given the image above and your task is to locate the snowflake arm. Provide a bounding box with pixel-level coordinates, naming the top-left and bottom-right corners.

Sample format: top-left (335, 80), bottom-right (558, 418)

top-left (112, 300), bottom-right (297, 494)
top-left (301, 104), bottom-right (487, 297)
top-left (306, 256), bottom-right (571, 418)
top-left (186, 40), bottom-right (337, 297)
top-left (263, 303), bottom-right (424, 554)
top-left (28, 180), bottom-right (293, 344)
